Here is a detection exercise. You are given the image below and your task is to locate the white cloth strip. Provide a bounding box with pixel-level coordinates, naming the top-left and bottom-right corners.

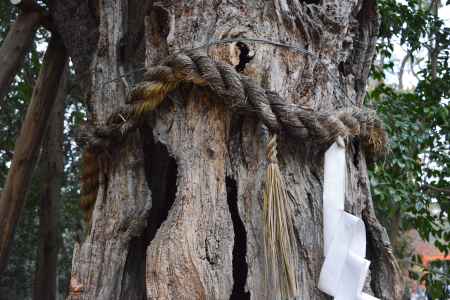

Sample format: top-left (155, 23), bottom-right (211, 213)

top-left (318, 139), bottom-right (379, 300)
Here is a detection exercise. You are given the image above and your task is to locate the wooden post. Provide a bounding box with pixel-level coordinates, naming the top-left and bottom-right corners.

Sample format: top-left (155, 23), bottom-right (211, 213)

top-left (0, 10), bottom-right (42, 102)
top-left (0, 0), bottom-right (52, 102)
top-left (0, 35), bottom-right (67, 274)
top-left (32, 63), bottom-right (67, 300)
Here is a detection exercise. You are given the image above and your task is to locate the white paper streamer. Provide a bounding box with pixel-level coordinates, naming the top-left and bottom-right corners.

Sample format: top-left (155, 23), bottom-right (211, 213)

top-left (318, 139), bottom-right (379, 300)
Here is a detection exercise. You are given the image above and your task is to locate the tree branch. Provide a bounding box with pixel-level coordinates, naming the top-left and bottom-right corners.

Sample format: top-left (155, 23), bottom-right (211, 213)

top-left (422, 184), bottom-right (450, 197)
top-left (11, 0), bottom-right (54, 31)
top-left (398, 52), bottom-right (410, 90)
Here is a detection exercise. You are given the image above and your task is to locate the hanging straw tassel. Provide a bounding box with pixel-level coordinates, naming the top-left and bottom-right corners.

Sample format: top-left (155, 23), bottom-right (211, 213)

top-left (263, 134), bottom-right (299, 299)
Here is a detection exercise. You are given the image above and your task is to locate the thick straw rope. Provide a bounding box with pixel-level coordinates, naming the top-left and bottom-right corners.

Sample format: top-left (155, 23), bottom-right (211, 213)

top-left (77, 51), bottom-right (387, 156)
top-left (77, 51), bottom-right (388, 299)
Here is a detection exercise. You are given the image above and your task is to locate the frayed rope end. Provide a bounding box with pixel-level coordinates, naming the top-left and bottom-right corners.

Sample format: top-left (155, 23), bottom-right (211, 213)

top-left (263, 134), bottom-right (299, 300)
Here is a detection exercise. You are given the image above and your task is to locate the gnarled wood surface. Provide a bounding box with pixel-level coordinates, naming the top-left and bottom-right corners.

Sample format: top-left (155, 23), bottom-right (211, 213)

top-left (64, 0), bottom-right (402, 299)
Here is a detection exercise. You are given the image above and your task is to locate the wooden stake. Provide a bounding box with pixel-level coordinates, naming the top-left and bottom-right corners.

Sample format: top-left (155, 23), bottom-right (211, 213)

top-left (0, 35), bottom-right (67, 274)
top-left (0, 11), bottom-right (42, 101)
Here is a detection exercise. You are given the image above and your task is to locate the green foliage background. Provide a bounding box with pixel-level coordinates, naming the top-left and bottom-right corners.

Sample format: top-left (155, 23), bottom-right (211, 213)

top-left (0, 0), bottom-right (448, 299)
top-left (369, 0), bottom-right (449, 297)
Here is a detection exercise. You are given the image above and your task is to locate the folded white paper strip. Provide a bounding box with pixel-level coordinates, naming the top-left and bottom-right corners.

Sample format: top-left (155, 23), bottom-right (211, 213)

top-left (318, 140), bottom-right (379, 300)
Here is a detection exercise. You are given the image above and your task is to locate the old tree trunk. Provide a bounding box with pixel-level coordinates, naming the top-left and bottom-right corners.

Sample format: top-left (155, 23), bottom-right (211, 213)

top-left (54, 0), bottom-right (401, 299)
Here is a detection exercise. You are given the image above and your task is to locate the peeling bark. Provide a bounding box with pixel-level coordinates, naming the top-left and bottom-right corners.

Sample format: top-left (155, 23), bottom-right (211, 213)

top-left (67, 2), bottom-right (151, 299)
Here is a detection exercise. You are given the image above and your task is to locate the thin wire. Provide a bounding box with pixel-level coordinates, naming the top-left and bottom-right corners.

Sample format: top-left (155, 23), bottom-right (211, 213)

top-left (177, 37), bottom-right (319, 58)
top-left (97, 38), bottom-right (321, 88)
top-left (100, 66), bottom-right (146, 89)
top-left (181, 38), bottom-right (353, 103)
top-left (75, 38), bottom-right (354, 103)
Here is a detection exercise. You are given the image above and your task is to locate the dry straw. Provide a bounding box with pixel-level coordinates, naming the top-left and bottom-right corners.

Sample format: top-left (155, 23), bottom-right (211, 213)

top-left (78, 51), bottom-right (388, 158)
top-left (77, 51), bottom-right (388, 296)
top-left (263, 135), bottom-right (298, 299)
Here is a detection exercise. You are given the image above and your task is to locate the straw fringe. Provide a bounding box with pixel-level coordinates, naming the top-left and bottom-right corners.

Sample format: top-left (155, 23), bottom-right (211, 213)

top-left (263, 134), bottom-right (299, 299)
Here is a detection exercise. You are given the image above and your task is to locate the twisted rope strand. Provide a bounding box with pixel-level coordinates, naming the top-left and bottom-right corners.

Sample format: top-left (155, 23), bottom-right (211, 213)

top-left (78, 51), bottom-right (387, 157)
top-left (76, 49), bottom-right (387, 297)
top-left (76, 37), bottom-right (365, 110)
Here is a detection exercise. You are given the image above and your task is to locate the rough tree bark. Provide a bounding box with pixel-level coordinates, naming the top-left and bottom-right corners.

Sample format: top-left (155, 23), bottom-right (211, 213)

top-left (0, 35), bottom-right (67, 274)
top-left (60, 0), bottom-right (402, 299)
top-left (32, 65), bottom-right (67, 300)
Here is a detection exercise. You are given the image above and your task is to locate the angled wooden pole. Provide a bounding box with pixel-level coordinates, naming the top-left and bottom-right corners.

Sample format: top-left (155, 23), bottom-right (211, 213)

top-left (0, 0), bottom-right (52, 102)
top-left (32, 63), bottom-right (67, 300)
top-left (0, 35), bottom-right (67, 274)
top-left (0, 12), bottom-right (40, 101)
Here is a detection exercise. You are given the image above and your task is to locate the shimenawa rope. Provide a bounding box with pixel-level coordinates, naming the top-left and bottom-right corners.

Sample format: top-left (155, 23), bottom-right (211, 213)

top-left (78, 50), bottom-right (388, 300)
top-left (78, 51), bottom-right (387, 156)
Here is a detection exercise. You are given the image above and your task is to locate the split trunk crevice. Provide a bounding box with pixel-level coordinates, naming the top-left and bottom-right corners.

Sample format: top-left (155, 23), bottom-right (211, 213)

top-left (62, 0), bottom-right (402, 299)
top-left (226, 176), bottom-right (250, 300)
top-left (141, 125), bottom-right (178, 244)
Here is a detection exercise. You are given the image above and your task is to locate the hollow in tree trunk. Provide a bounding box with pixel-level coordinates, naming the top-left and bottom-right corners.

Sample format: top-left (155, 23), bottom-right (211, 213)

top-left (57, 1), bottom-right (402, 299)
